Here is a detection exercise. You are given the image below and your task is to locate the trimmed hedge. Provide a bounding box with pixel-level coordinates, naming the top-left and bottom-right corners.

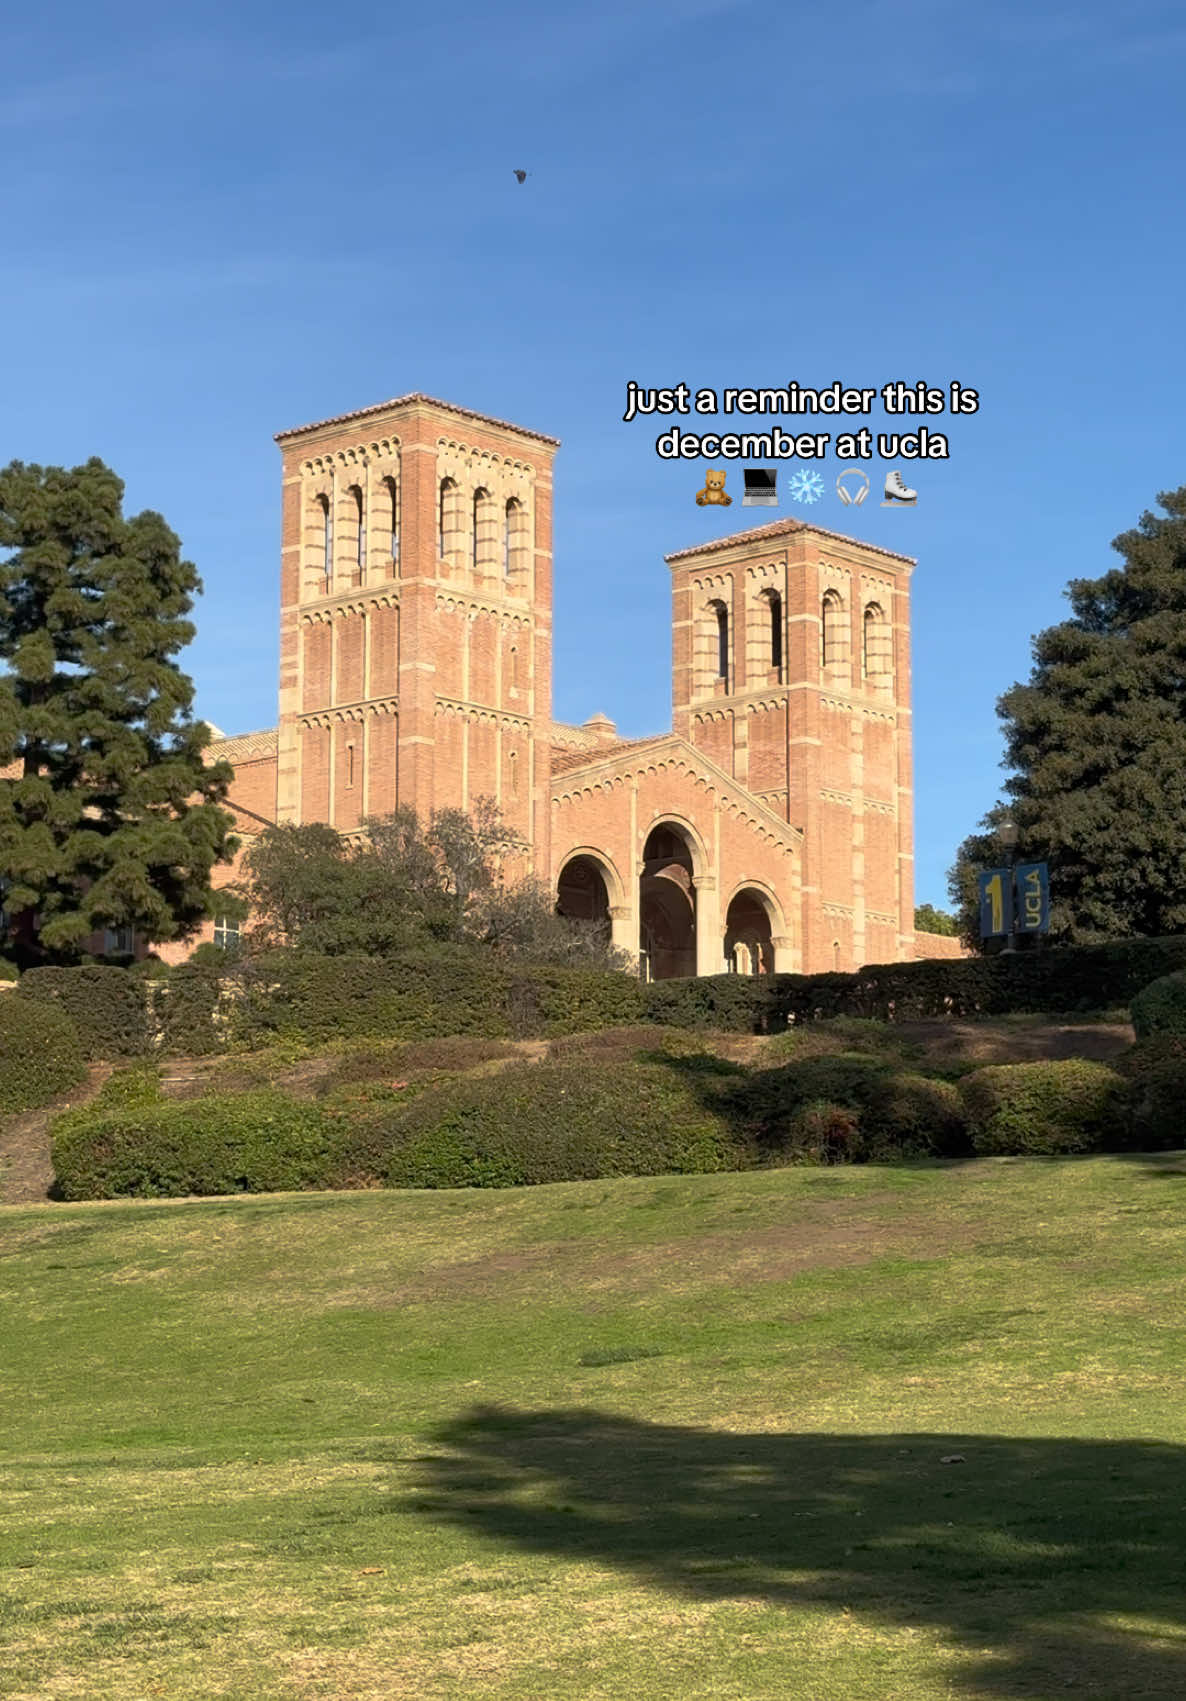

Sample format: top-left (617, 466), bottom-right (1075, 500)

top-left (959, 1060), bottom-right (1131, 1155)
top-left (17, 966), bottom-right (150, 1058)
top-left (1116, 1037), bottom-right (1186, 1148)
top-left (0, 998), bottom-right (87, 1113)
top-left (372, 1059), bottom-right (749, 1189)
top-left (220, 949), bottom-right (648, 1049)
top-left (1130, 972), bottom-right (1186, 1041)
top-left (717, 1052), bottom-right (971, 1165)
top-left (767, 937), bottom-right (1186, 1027)
top-left (51, 1090), bottom-right (337, 1200)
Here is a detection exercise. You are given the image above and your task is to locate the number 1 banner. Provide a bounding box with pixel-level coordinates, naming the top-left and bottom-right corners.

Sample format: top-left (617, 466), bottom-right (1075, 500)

top-left (978, 867), bottom-right (1012, 938)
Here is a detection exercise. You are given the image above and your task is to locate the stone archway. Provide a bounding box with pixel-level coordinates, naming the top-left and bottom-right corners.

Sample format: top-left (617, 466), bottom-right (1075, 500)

top-left (639, 824), bottom-right (697, 981)
top-left (724, 887), bottom-right (776, 976)
top-left (556, 855), bottom-right (612, 940)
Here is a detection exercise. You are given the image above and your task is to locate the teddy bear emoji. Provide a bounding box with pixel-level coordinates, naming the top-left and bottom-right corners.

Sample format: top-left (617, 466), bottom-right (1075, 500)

top-left (695, 468), bottom-right (732, 506)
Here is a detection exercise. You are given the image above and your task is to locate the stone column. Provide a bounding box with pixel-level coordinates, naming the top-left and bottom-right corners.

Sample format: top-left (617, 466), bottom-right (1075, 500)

top-left (609, 903), bottom-right (637, 967)
top-left (693, 874), bottom-right (721, 978)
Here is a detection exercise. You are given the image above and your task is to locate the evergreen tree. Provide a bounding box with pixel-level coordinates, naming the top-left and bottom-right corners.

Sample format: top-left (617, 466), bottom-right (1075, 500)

top-left (948, 484), bottom-right (1186, 943)
top-left (0, 457), bottom-right (238, 965)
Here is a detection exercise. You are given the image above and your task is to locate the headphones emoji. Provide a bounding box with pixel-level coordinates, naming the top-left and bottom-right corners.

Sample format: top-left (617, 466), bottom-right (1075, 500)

top-left (836, 468), bottom-right (870, 506)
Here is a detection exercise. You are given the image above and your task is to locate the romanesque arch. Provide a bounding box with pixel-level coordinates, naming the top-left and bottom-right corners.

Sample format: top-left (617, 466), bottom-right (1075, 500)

top-left (556, 852), bottom-right (615, 936)
top-left (639, 821), bottom-right (699, 981)
top-left (723, 883), bottom-right (784, 976)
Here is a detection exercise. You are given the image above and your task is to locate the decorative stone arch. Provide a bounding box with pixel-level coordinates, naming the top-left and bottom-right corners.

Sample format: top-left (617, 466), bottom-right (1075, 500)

top-left (556, 844), bottom-right (627, 911)
top-left (723, 880), bottom-right (790, 976)
top-left (640, 811), bottom-right (709, 882)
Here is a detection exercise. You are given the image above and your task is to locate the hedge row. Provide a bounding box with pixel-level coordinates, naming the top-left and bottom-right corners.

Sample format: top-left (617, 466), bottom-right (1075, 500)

top-left (19, 932), bottom-right (1186, 1068)
top-left (51, 1041), bottom-right (1178, 1200)
top-left (0, 998), bottom-right (87, 1113)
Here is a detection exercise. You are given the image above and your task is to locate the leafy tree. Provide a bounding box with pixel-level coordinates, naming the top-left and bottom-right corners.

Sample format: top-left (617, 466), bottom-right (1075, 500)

top-left (236, 799), bottom-right (628, 970)
top-left (0, 457), bottom-right (238, 966)
top-left (948, 484), bottom-right (1186, 944)
top-left (914, 903), bottom-right (958, 936)
top-left (469, 875), bottom-right (632, 970)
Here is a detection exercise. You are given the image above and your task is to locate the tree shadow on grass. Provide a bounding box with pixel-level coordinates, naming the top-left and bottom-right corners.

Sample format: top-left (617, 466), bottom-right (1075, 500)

top-left (405, 1407), bottom-right (1186, 1700)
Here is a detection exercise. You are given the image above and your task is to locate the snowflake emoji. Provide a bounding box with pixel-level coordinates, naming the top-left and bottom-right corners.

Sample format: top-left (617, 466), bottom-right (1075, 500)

top-left (788, 469), bottom-right (825, 505)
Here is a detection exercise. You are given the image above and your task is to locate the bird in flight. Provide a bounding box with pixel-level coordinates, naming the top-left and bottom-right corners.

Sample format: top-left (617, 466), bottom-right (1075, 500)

top-left (514, 169), bottom-right (527, 183)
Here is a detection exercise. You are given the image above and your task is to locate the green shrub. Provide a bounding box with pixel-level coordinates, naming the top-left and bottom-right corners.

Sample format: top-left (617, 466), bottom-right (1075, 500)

top-left (643, 973), bottom-right (773, 1033)
top-left (1115, 1037), bottom-right (1186, 1148)
top-left (373, 1059), bottom-right (749, 1190)
top-left (781, 1100), bottom-right (862, 1165)
top-left (762, 1017), bottom-right (917, 1066)
top-left (959, 1060), bottom-right (1131, 1155)
top-left (17, 966), bottom-right (150, 1059)
top-left (156, 959), bottom-right (226, 1056)
top-left (719, 1052), bottom-right (970, 1165)
top-left (1130, 972), bottom-right (1186, 1041)
top-left (506, 965), bottom-right (647, 1037)
top-left (0, 960), bottom-right (19, 983)
top-left (0, 998), bottom-right (87, 1112)
top-left (51, 1090), bottom-right (337, 1200)
top-left (91, 1063), bottom-right (162, 1110)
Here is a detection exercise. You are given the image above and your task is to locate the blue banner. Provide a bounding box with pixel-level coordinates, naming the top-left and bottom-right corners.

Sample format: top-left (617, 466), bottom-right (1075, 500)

top-left (978, 868), bottom-right (1012, 938)
top-left (1015, 862), bottom-right (1050, 934)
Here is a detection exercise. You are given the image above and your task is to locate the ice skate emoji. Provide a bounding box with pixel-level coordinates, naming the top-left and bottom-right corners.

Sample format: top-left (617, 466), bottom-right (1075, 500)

top-left (881, 468), bottom-right (918, 506)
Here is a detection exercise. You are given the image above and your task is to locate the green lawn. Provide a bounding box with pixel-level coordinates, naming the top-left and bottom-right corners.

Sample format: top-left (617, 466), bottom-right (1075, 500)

top-left (3, 1153), bottom-right (1186, 1700)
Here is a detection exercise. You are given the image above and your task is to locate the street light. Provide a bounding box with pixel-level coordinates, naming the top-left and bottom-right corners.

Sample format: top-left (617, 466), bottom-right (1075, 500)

top-left (998, 819), bottom-right (1019, 953)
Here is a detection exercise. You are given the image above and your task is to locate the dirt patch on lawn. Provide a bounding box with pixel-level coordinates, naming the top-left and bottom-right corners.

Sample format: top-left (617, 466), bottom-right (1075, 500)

top-left (345, 1195), bottom-right (973, 1312)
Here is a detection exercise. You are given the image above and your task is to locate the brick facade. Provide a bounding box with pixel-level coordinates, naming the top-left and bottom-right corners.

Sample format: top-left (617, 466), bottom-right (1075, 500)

top-left (169, 393), bottom-right (940, 976)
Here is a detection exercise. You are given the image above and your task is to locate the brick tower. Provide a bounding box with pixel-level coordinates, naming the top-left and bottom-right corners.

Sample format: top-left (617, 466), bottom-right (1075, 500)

top-left (273, 395), bottom-right (559, 877)
top-left (667, 519), bottom-right (914, 972)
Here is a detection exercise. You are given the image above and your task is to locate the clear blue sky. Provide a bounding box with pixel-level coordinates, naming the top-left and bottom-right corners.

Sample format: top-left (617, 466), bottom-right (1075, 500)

top-left (5, 0), bottom-right (1185, 908)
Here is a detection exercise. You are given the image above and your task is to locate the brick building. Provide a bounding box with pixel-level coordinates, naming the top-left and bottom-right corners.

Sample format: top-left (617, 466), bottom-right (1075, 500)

top-left (159, 392), bottom-right (951, 977)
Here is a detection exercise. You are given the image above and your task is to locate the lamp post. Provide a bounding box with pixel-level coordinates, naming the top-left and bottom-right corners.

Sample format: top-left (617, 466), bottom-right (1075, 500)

top-left (998, 819), bottom-right (1019, 954)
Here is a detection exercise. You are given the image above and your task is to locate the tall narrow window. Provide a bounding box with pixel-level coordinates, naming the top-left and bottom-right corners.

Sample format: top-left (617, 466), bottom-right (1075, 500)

top-left (213, 915), bottom-right (241, 951)
top-left (769, 591), bottom-right (783, 677)
top-left (715, 602), bottom-right (729, 688)
top-left (350, 485), bottom-right (365, 577)
top-left (509, 644), bottom-right (519, 690)
top-left (832, 939), bottom-right (841, 970)
top-left (385, 476), bottom-right (400, 568)
top-left (863, 602), bottom-right (890, 681)
top-left (821, 590), bottom-right (844, 670)
top-left (509, 749), bottom-right (519, 796)
top-left (346, 742), bottom-right (355, 789)
top-left (472, 487), bottom-right (493, 570)
top-left (319, 495), bottom-right (332, 583)
top-left (439, 478), bottom-right (455, 559)
top-left (504, 497), bottom-right (520, 578)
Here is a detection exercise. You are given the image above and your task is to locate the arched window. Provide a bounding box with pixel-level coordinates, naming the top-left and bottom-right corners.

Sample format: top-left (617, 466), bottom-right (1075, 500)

top-left (349, 485), bottom-right (364, 577)
top-left (439, 478), bottom-right (456, 559)
top-left (504, 497), bottom-right (520, 577)
top-left (384, 476), bottom-right (399, 569)
top-left (318, 495), bottom-right (332, 583)
top-left (769, 590), bottom-right (783, 678)
top-left (473, 488), bottom-right (485, 567)
top-left (711, 600), bottom-right (729, 688)
top-left (863, 602), bottom-right (891, 682)
top-left (821, 590), bottom-right (844, 670)
top-left (833, 939), bottom-right (841, 970)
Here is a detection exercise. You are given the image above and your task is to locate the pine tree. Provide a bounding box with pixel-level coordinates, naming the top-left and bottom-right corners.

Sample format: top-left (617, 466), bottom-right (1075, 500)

top-left (948, 484), bottom-right (1186, 943)
top-left (0, 457), bottom-right (238, 965)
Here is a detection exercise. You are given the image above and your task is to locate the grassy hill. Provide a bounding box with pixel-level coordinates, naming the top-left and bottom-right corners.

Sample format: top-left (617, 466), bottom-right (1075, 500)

top-left (4, 1136), bottom-right (1186, 1699)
